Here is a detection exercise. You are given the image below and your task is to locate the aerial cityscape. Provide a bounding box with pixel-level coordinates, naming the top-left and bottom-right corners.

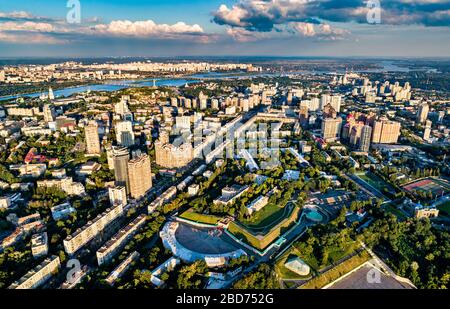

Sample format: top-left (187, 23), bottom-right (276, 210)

top-left (0, 0), bottom-right (449, 296)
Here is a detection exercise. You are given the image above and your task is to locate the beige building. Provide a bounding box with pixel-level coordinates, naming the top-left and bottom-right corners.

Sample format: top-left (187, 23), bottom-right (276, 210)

top-left (7, 107), bottom-right (40, 117)
top-left (155, 132), bottom-right (193, 168)
top-left (96, 214), bottom-right (146, 266)
top-left (43, 104), bottom-right (55, 123)
top-left (372, 117), bottom-right (401, 144)
top-left (321, 117), bottom-right (343, 142)
top-left (85, 120), bottom-right (101, 155)
top-left (63, 204), bottom-right (124, 255)
top-left (415, 207), bottom-right (439, 219)
top-left (8, 256), bottom-right (60, 289)
top-left (37, 177), bottom-right (85, 196)
top-left (127, 154), bottom-right (152, 199)
top-left (416, 103), bottom-right (429, 125)
top-left (116, 120), bottom-right (135, 147)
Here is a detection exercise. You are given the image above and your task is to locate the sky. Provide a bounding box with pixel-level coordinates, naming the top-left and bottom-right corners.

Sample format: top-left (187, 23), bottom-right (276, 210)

top-left (0, 0), bottom-right (450, 58)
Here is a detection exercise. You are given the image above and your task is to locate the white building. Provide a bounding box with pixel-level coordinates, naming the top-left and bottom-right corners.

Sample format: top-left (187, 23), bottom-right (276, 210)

top-left (31, 232), bottom-right (49, 258)
top-left (51, 202), bottom-right (77, 221)
top-left (108, 186), bottom-right (127, 207)
top-left (116, 121), bottom-right (135, 147)
top-left (246, 196), bottom-right (269, 216)
top-left (188, 184), bottom-right (200, 196)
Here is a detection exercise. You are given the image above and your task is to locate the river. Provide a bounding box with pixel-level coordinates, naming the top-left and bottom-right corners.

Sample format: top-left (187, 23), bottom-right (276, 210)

top-left (0, 61), bottom-right (419, 102)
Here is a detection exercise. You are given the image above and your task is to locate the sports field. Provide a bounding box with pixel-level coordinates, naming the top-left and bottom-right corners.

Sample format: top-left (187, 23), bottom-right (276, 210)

top-left (356, 171), bottom-right (396, 194)
top-left (403, 178), bottom-right (450, 196)
top-left (175, 222), bottom-right (239, 255)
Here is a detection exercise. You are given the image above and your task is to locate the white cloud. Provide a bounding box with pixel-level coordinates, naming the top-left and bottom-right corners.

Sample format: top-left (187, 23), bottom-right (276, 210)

top-left (0, 21), bottom-right (54, 32)
top-left (93, 20), bottom-right (204, 38)
top-left (0, 10), bottom-right (208, 44)
top-left (290, 22), bottom-right (316, 37)
top-left (0, 11), bottom-right (34, 19)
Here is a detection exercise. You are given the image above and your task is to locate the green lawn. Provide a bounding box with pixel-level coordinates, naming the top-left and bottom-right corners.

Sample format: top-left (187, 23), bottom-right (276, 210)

top-left (383, 203), bottom-right (408, 220)
top-left (356, 171), bottom-right (396, 194)
top-left (299, 250), bottom-right (371, 289)
top-left (179, 210), bottom-right (221, 225)
top-left (240, 202), bottom-right (286, 230)
top-left (296, 241), bottom-right (359, 272)
top-left (437, 201), bottom-right (450, 216)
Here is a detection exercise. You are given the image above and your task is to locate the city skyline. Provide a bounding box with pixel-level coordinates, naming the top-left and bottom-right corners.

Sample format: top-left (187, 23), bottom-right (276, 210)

top-left (1, 0), bottom-right (450, 58)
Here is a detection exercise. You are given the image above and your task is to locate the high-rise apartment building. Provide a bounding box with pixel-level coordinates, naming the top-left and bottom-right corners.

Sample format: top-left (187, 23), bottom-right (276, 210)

top-left (359, 125), bottom-right (372, 152)
top-left (330, 95), bottom-right (342, 113)
top-left (417, 103), bottom-right (429, 124)
top-left (155, 131), bottom-right (194, 169)
top-left (115, 96), bottom-right (130, 116)
top-left (372, 117), bottom-right (401, 144)
top-left (43, 104), bottom-right (55, 123)
top-left (349, 123), bottom-right (364, 147)
top-left (320, 94), bottom-right (331, 110)
top-left (321, 117), bottom-right (343, 142)
top-left (85, 120), bottom-right (101, 155)
top-left (127, 154), bottom-right (152, 199)
top-left (423, 120), bottom-right (432, 141)
top-left (299, 106), bottom-right (309, 126)
top-left (112, 147), bottom-right (130, 192)
top-left (116, 121), bottom-right (135, 147)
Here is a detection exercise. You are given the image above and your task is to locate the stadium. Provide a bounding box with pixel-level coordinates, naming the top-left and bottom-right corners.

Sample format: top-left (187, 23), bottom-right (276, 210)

top-left (160, 221), bottom-right (246, 267)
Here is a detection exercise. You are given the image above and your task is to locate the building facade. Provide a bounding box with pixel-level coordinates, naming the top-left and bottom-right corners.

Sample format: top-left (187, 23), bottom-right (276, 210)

top-left (85, 120), bottom-right (101, 155)
top-left (127, 154), bottom-right (152, 199)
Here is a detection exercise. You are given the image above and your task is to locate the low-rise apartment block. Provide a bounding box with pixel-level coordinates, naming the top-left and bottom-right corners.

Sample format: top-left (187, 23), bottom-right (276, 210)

top-left (96, 214), bottom-right (146, 266)
top-left (63, 204), bottom-right (124, 255)
top-left (31, 232), bottom-right (49, 258)
top-left (8, 256), bottom-right (60, 289)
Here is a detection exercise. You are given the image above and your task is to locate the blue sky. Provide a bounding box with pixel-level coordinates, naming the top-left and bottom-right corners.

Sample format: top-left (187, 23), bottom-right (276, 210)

top-left (0, 0), bottom-right (228, 27)
top-left (0, 0), bottom-right (450, 57)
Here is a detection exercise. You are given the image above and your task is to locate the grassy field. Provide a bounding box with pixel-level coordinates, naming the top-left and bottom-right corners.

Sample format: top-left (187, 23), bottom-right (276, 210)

top-left (297, 241), bottom-right (359, 272)
top-left (179, 210), bottom-right (221, 225)
top-left (299, 250), bottom-right (371, 289)
top-left (357, 171), bottom-right (396, 194)
top-left (240, 202), bottom-right (292, 232)
top-left (383, 203), bottom-right (408, 220)
top-left (437, 201), bottom-right (450, 216)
